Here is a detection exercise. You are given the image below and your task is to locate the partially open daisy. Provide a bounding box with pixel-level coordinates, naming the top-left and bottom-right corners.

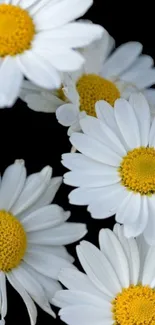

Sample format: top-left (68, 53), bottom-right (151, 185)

top-left (62, 93), bottom-right (155, 244)
top-left (55, 32), bottom-right (155, 134)
top-left (53, 224), bottom-right (154, 325)
top-left (0, 160), bottom-right (87, 324)
top-left (0, 0), bottom-right (103, 108)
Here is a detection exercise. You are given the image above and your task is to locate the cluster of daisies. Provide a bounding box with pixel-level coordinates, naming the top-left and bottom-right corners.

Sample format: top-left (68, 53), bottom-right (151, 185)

top-left (1, 0), bottom-right (155, 325)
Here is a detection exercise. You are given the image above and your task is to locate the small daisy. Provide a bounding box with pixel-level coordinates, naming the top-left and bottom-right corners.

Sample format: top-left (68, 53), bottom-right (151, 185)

top-left (0, 0), bottom-right (103, 108)
top-left (0, 160), bottom-right (87, 324)
top-left (55, 32), bottom-right (155, 135)
top-left (62, 93), bottom-right (155, 245)
top-left (53, 224), bottom-right (154, 325)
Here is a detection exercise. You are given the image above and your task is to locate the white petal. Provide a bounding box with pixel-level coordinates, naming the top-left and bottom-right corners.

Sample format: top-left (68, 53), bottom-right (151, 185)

top-left (70, 133), bottom-right (122, 166)
top-left (56, 104), bottom-right (79, 127)
top-left (50, 246), bottom-right (74, 263)
top-left (0, 273), bottom-right (7, 320)
top-left (77, 241), bottom-right (121, 297)
top-left (132, 68), bottom-right (155, 89)
top-left (20, 0), bottom-right (38, 9)
top-left (63, 83), bottom-right (79, 105)
top-left (58, 268), bottom-right (110, 300)
top-left (0, 57), bottom-right (23, 108)
top-left (38, 22), bottom-right (104, 49)
top-left (0, 160), bottom-right (26, 211)
top-left (64, 171), bottom-right (120, 187)
top-left (116, 192), bottom-right (141, 226)
top-left (68, 187), bottom-right (108, 206)
top-left (113, 224), bottom-right (140, 285)
top-left (37, 49), bottom-right (85, 72)
top-left (123, 195), bottom-right (148, 238)
top-left (120, 55), bottom-right (154, 82)
top-left (67, 120), bottom-right (82, 135)
top-left (18, 177), bottom-right (62, 219)
top-left (28, 245), bottom-right (73, 263)
top-left (96, 100), bottom-right (115, 124)
top-left (143, 88), bottom-right (155, 112)
top-left (101, 42), bottom-right (142, 78)
top-left (11, 166), bottom-right (52, 216)
top-left (79, 31), bottom-right (113, 74)
top-left (80, 116), bottom-right (126, 156)
top-left (149, 116), bottom-right (155, 147)
top-left (95, 100), bottom-right (126, 145)
top-left (21, 205), bottom-right (69, 231)
top-left (129, 93), bottom-right (150, 146)
top-left (24, 246), bottom-right (74, 279)
top-left (142, 245), bottom-right (155, 287)
top-left (29, 0), bottom-right (52, 15)
top-left (53, 290), bottom-right (111, 313)
top-left (7, 272), bottom-right (37, 325)
top-left (11, 263), bottom-right (55, 317)
top-left (17, 51), bottom-right (61, 89)
top-left (59, 305), bottom-right (112, 325)
top-left (144, 196), bottom-right (155, 245)
top-left (21, 264), bottom-right (62, 304)
top-left (136, 233), bottom-right (150, 281)
top-left (99, 229), bottom-right (129, 288)
top-left (23, 93), bottom-right (59, 113)
top-left (0, 321), bottom-right (5, 325)
top-left (27, 222), bottom-right (87, 245)
top-left (34, 0), bottom-right (94, 29)
top-left (62, 153), bottom-right (117, 174)
top-left (114, 98), bottom-right (140, 149)
top-left (87, 184), bottom-right (128, 219)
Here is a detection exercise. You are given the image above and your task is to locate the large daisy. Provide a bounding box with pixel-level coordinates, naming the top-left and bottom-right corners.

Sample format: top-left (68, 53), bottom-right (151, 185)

top-left (0, 160), bottom-right (87, 324)
top-left (62, 93), bottom-right (155, 244)
top-left (53, 224), bottom-right (154, 325)
top-left (55, 32), bottom-right (155, 135)
top-left (0, 0), bottom-right (103, 108)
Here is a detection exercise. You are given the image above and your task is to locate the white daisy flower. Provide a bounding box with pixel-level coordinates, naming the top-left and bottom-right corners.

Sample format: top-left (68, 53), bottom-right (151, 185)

top-left (55, 32), bottom-right (155, 135)
top-left (53, 224), bottom-right (154, 325)
top-left (0, 160), bottom-right (87, 324)
top-left (0, 0), bottom-right (103, 109)
top-left (62, 93), bottom-right (155, 245)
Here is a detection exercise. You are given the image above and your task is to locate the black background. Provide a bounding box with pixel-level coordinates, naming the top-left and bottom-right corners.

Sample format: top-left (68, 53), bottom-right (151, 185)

top-left (0, 0), bottom-right (154, 324)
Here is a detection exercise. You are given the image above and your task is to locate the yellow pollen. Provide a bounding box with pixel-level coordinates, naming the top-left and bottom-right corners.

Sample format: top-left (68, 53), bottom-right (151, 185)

top-left (112, 285), bottom-right (155, 325)
top-left (76, 74), bottom-right (120, 116)
top-left (0, 4), bottom-right (35, 57)
top-left (119, 147), bottom-right (155, 195)
top-left (0, 210), bottom-right (27, 272)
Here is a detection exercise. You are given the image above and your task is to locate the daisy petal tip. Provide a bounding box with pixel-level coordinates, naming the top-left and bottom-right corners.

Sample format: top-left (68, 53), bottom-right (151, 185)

top-left (49, 309), bottom-right (56, 319)
top-left (81, 224), bottom-right (88, 237)
top-left (14, 159), bottom-right (25, 166)
top-left (65, 210), bottom-right (71, 219)
top-left (41, 165), bottom-right (52, 178)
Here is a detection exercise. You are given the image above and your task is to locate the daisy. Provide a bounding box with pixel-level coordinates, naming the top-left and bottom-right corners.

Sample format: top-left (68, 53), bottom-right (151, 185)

top-left (62, 93), bottom-right (155, 245)
top-left (0, 160), bottom-right (87, 324)
top-left (53, 224), bottom-right (154, 325)
top-left (55, 32), bottom-right (155, 135)
top-left (0, 0), bottom-right (103, 109)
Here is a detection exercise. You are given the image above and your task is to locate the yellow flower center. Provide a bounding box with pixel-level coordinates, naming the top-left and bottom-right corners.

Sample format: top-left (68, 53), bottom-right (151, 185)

top-left (112, 285), bottom-right (155, 325)
top-left (119, 147), bottom-right (155, 195)
top-left (76, 74), bottom-right (120, 116)
top-left (0, 4), bottom-right (35, 57)
top-left (0, 210), bottom-right (27, 272)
